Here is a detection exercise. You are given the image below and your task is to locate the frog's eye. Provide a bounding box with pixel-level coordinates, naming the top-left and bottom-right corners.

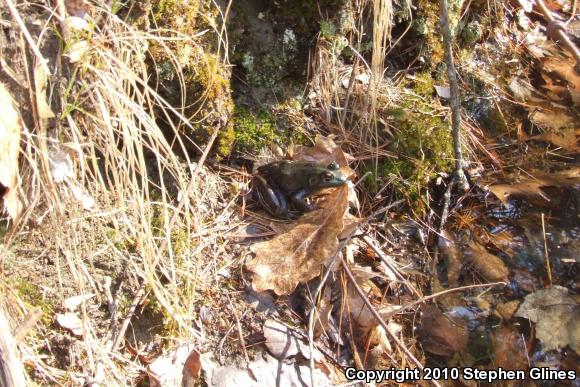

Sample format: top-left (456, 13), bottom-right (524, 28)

top-left (327, 162), bottom-right (339, 170)
top-left (322, 171), bottom-right (334, 181)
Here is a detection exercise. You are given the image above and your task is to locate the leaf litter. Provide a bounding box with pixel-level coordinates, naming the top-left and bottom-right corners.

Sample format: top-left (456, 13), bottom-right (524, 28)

top-left (5, 0), bottom-right (580, 384)
top-left (516, 286), bottom-right (580, 353)
top-left (246, 136), bottom-right (353, 295)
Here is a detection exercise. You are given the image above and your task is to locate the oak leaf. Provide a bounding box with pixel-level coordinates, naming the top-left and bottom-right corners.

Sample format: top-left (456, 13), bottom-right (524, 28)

top-left (247, 185), bottom-right (348, 295)
top-left (488, 168), bottom-right (580, 208)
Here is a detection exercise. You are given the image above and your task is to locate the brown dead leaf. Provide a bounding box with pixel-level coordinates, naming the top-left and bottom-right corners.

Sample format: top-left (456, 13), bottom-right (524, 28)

top-left (516, 286), bottom-right (580, 352)
top-left (182, 349), bottom-right (201, 386)
top-left (34, 63), bottom-right (55, 119)
top-left (488, 168), bottom-right (580, 208)
top-left (489, 325), bottom-right (529, 371)
top-left (338, 214), bottom-right (363, 240)
top-left (529, 109), bottom-right (575, 131)
top-left (494, 300), bottom-right (520, 321)
top-left (540, 56), bottom-right (580, 107)
top-left (464, 241), bottom-right (509, 282)
top-left (530, 128), bottom-right (579, 152)
top-left (291, 134), bottom-right (355, 178)
top-left (416, 305), bottom-right (468, 357)
top-left (247, 185), bottom-right (348, 295)
top-left (0, 84), bottom-right (22, 219)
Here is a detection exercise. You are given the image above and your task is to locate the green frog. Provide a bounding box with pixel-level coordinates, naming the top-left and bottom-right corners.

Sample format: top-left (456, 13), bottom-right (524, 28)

top-left (252, 160), bottom-right (348, 218)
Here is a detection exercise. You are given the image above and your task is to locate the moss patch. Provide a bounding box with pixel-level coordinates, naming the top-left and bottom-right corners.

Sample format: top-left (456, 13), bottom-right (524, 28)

top-left (232, 107), bottom-right (277, 152)
top-left (361, 70), bottom-right (455, 215)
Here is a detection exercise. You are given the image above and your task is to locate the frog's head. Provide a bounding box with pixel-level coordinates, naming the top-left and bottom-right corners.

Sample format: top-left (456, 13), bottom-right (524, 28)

top-left (308, 162), bottom-right (348, 189)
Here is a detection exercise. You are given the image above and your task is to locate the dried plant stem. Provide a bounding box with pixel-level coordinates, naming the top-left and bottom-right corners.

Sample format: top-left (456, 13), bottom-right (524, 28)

top-left (12, 308), bottom-right (43, 343)
top-left (439, 0), bottom-right (469, 191)
top-left (340, 257), bottom-right (442, 387)
top-left (228, 297), bottom-right (250, 367)
top-left (438, 177), bottom-right (455, 232)
top-left (3, 0), bottom-right (49, 73)
top-left (535, 0), bottom-right (580, 63)
top-left (0, 308), bottom-right (27, 387)
top-left (381, 281), bottom-right (507, 320)
top-left (541, 213), bottom-right (552, 285)
top-left (110, 128), bottom-right (221, 352)
top-left (307, 200), bottom-right (404, 386)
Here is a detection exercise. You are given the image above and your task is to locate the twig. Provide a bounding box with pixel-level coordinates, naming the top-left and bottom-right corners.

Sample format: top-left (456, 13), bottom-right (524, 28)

top-left (0, 307), bottom-right (27, 387)
top-left (381, 281), bottom-right (507, 320)
top-left (110, 128), bottom-right (221, 352)
top-left (340, 57), bottom-right (359, 130)
top-left (438, 177), bottom-right (456, 232)
top-left (217, 323), bottom-right (236, 364)
top-left (340, 257), bottom-right (442, 387)
top-left (534, 0), bottom-right (580, 64)
top-left (439, 0), bottom-right (469, 191)
top-left (228, 297), bottom-right (250, 367)
top-left (361, 235), bottom-right (421, 297)
top-left (541, 213), bottom-right (552, 285)
top-left (12, 308), bottom-right (43, 343)
top-left (307, 200), bottom-right (404, 387)
top-left (3, 0), bottom-right (49, 73)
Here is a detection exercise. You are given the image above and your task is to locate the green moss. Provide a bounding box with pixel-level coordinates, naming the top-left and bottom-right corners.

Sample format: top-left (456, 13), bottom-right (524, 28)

top-left (140, 0), bottom-right (235, 157)
top-left (320, 20), bottom-right (337, 39)
top-left (232, 107), bottom-right (276, 152)
top-left (413, 0), bottom-right (465, 67)
top-left (105, 227), bottom-right (138, 252)
top-left (361, 90), bottom-right (455, 215)
top-left (408, 71), bottom-right (436, 97)
top-left (413, 1), bottom-right (445, 65)
top-left (16, 279), bottom-right (54, 324)
top-left (195, 53), bottom-right (229, 100)
top-left (390, 105), bottom-right (454, 173)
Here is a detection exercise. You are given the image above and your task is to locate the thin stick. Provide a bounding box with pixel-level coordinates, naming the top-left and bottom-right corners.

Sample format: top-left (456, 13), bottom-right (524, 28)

top-left (12, 308), bottom-right (43, 343)
top-left (228, 297), bottom-right (250, 367)
top-left (361, 235), bottom-right (421, 297)
top-left (3, 0), bottom-right (50, 73)
top-left (438, 177), bottom-right (456, 232)
top-left (340, 257), bottom-right (442, 387)
top-left (535, 0), bottom-right (580, 64)
top-left (307, 200), bottom-right (404, 387)
top-left (381, 281), bottom-right (507, 320)
top-left (0, 307), bottom-right (27, 387)
top-left (541, 213), bottom-right (552, 285)
top-left (110, 128), bottom-right (221, 352)
top-left (439, 0), bottom-right (469, 191)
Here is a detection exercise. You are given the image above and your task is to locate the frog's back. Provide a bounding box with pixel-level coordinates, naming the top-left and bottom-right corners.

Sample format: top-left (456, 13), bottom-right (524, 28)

top-left (257, 160), bottom-right (315, 192)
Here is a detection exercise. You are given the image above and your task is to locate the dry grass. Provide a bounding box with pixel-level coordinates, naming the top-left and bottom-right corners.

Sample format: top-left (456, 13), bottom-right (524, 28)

top-left (0, 0), bottom-right (507, 384)
top-left (1, 1), bottom-right (240, 384)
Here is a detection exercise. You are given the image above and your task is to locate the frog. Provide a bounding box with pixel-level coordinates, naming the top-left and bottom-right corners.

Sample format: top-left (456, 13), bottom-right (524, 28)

top-left (251, 160), bottom-right (348, 218)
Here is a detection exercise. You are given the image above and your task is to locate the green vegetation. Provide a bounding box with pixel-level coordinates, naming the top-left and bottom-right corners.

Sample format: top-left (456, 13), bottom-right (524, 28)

top-left (232, 106), bottom-right (277, 152)
top-left (16, 279), bottom-right (54, 325)
top-left (362, 71), bottom-right (454, 215)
